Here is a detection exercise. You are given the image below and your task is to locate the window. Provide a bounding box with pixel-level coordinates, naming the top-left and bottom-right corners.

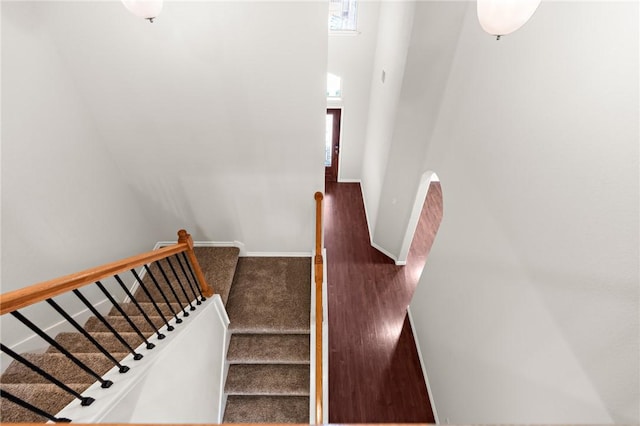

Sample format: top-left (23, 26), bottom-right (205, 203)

top-left (327, 73), bottom-right (342, 99)
top-left (328, 0), bottom-right (358, 32)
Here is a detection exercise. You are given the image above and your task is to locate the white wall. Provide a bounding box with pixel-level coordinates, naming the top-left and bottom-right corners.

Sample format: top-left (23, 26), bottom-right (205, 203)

top-left (360, 1), bottom-right (415, 237)
top-left (409, 1), bottom-right (639, 423)
top-left (35, 1), bottom-right (327, 252)
top-left (1, 1), bottom-right (327, 354)
top-left (1, 2), bottom-right (166, 352)
top-left (327, 2), bottom-right (380, 181)
top-left (372, 2), bottom-right (467, 258)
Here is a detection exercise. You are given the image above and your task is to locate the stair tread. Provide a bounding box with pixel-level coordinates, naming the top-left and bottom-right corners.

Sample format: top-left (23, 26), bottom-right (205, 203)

top-left (0, 383), bottom-right (87, 423)
top-left (47, 331), bottom-right (143, 354)
top-left (223, 395), bottom-right (309, 423)
top-left (226, 257), bottom-right (311, 333)
top-left (84, 315), bottom-right (166, 335)
top-left (0, 352), bottom-right (126, 385)
top-left (109, 302), bottom-right (187, 319)
top-left (194, 246), bottom-right (240, 306)
top-left (224, 364), bottom-right (309, 396)
top-left (228, 334), bottom-right (310, 364)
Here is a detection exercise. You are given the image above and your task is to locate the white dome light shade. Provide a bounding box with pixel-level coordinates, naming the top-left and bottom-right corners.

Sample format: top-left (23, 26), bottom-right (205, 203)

top-left (122, 0), bottom-right (163, 21)
top-left (477, 0), bottom-right (541, 37)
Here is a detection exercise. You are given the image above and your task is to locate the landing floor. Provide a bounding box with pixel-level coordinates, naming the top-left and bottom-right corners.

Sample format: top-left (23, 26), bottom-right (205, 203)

top-left (325, 181), bottom-right (442, 423)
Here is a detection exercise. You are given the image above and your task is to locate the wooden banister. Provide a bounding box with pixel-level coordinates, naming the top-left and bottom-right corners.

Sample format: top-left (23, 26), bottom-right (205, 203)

top-left (314, 191), bottom-right (324, 424)
top-left (0, 229), bottom-right (212, 316)
top-left (177, 229), bottom-right (213, 297)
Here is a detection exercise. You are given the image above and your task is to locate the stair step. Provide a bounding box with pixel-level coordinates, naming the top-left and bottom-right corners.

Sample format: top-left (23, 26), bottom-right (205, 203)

top-left (194, 246), bottom-right (240, 306)
top-left (224, 364), bottom-right (309, 396)
top-left (84, 315), bottom-right (166, 335)
top-left (228, 334), bottom-right (310, 364)
top-left (0, 352), bottom-right (126, 385)
top-left (226, 257), bottom-right (311, 334)
top-left (47, 331), bottom-right (144, 354)
top-left (223, 395), bottom-right (309, 423)
top-left (0, 383), bottom-right (87, 423)
top-left (108, 301), bottom-right (192, 320)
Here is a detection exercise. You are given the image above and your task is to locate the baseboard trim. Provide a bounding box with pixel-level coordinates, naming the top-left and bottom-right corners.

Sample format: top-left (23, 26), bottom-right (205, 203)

top-left (370, 241), bottom-right (405, 266)
top-left (358, 181), bottom-right (373, 241)
top-left (215, 295), bottom-right (231, 424)
top-left (244, 251), bottom-right (312, 258)
top-left (407, 307), bottom-right (439, 424)
top-left (154, 240), bottom-right (247, 256)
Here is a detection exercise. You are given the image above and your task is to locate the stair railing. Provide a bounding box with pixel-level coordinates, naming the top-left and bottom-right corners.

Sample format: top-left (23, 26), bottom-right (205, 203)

top-left (0, 229), bottom-right (211, 423)
top-left (314, 191), bottom-right (324, 423)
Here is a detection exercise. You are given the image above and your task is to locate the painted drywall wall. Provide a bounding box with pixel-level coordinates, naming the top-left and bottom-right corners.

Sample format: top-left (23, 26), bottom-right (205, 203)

top-left (35, 1), bottom-right (327, 253)
top-left (327, 2), bottom-right (380, 181)
top-left (1, 2), bottom-right (167, 352)
top-left (409, 2), bottom-right (639, 423)
top-left (373, 2), bottom-right (467, 258)
top-left (360, 1), bottom-right (415, 237)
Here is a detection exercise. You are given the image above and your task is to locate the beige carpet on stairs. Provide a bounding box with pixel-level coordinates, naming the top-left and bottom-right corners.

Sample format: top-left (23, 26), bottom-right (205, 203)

top-left (0, 247), bottom-right (239, 423)
top-left (222, 256), bottom-right (311, 424)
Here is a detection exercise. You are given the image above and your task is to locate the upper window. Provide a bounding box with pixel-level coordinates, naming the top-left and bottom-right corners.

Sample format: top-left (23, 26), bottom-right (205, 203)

top-left (328, 0), bottom-right (358, 32)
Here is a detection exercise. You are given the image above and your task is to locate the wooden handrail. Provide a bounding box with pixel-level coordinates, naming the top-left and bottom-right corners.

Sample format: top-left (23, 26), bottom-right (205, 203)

top-left (0, 229), bottom-right (213, 316)
top-left (314, 191), bottom-right (324, 423)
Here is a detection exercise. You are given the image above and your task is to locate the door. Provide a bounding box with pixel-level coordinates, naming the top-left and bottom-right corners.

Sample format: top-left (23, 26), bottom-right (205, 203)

top-left (325, 109), bottom-right (341, 182)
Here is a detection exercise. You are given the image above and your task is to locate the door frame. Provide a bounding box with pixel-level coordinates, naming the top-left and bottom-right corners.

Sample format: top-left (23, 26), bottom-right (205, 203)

top-left (325, 108), bottom-right (342, 182)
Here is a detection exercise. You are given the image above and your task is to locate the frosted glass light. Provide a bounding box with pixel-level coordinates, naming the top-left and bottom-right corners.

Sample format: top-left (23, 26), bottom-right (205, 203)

top-left (477, 0), bottom-right (541, 38)
top-left (122, 0), bottom-right (163, 22)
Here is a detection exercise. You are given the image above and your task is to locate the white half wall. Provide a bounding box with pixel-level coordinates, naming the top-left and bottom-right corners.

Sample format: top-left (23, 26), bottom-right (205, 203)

top-left (409, 1), bottom-right (639, 423)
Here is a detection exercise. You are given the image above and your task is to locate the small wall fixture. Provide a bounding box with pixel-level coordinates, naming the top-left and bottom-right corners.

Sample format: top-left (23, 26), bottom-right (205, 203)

top-left (122, 0), bottom-right (163, 23)
top-left (477, 0), bottom-right (541, 40)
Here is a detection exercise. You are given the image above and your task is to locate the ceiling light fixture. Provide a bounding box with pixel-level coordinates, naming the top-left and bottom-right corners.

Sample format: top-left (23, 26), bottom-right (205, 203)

top-left (122, 0), bottom-right (163, 23)
top-left (477, 0), bottom-right (541, 40)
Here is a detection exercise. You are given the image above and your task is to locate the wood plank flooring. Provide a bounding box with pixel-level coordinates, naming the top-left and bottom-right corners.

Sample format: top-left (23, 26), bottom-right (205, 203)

top-left (325, 181), bottom-right (442, 423)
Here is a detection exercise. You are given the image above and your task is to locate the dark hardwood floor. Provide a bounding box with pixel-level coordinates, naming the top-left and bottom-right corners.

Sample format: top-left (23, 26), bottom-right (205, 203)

top-left (325, 180), bottom-right (442, 423)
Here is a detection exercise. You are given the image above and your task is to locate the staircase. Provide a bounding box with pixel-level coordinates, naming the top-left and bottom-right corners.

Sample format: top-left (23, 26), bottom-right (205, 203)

top-left (223, 257), bottom-right (311, 423)
top-left (0, 247), bottom-right (312, 423)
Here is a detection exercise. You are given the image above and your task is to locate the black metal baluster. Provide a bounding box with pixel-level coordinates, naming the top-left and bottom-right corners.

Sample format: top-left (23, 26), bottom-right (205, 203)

top-left (180, 252), bottom-right (206, 302)
top-left (1, 389), bottom-right (72, 423)
top-left (1, 344), bottom-right (95, 406)
top-left (156, 261), bottom-right (196, 317)
top-left (128, 270), bottom-right (174, 332)
top-left (164, 257), bottom-right (198, 311)
top-left (113, 274), bottom-right (159, 349)
top-left (175, 254), bottom-right (202, 304)
top-left (10, 311), bottom-right (113, 388)
top-left (45, 299), bottom-right (129, 373)
top-left (154, 262), bottom-right (189, 317)
top-left (95, 280), bottom-right (165, 342)
top-left (73, 289), bottom-right (147, 357)
top-left (143, 264), bottom-right (182, 324)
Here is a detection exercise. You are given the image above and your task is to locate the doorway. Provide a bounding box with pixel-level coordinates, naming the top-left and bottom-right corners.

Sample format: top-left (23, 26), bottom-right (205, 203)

top-left (325, 109), bottom-right (341, 182)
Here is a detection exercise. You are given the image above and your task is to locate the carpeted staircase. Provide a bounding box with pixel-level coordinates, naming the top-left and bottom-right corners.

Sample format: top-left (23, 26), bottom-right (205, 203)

top-left (223, 257), bottom-right (311, 423)
top-left (1, 247), bottom-right (311, 424)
